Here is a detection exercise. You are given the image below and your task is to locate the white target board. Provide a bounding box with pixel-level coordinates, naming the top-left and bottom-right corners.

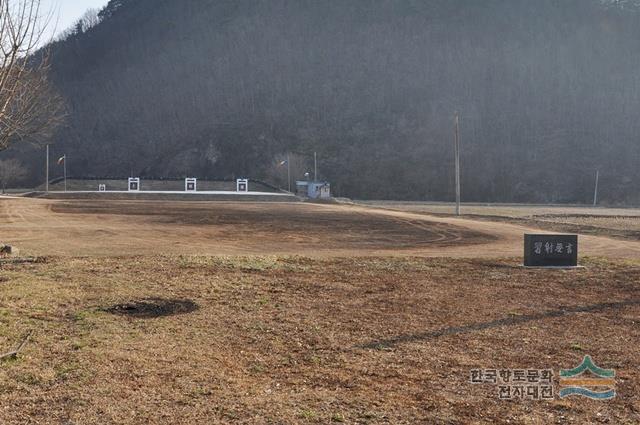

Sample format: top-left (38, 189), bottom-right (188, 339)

top-left (185, 178), bottom-right (197, 192)
top-left (236, 179), bottom-right (248, 192)
top-left (98, 184), bottom-right (106, 192)
top-left (128, 178), bottom-right (140, 192)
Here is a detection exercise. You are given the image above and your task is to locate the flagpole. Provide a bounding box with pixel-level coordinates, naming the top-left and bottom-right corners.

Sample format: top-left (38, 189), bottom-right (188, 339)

top-left (64, 156), bottom-right (67, 192)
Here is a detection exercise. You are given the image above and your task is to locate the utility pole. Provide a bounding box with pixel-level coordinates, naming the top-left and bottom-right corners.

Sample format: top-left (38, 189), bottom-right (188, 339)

top-left (454, 112), bottom-right (461, 216)
top-left (593, 169), bottom-right (600, 207)
top-left (45, 144), bottom-right (49, 193)
top-left (287, 152), bottom-right (291, 192)
top-left (64, 156), bottom-right (67, 192)
top-left (314, 151), bottom-right (318, 182)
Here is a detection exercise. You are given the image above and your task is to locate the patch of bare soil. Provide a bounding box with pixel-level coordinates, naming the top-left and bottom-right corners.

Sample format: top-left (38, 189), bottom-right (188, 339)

top-left (47, 200), bottom-right (493, 251)
top-left (104, 298), bottom-right (199, 318)
top-left (0, 255), bottom-right (639, 424)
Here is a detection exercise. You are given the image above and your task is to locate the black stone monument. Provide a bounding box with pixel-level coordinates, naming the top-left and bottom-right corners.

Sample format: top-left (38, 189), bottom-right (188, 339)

top-left (524, 234), bottom-right (578, 267)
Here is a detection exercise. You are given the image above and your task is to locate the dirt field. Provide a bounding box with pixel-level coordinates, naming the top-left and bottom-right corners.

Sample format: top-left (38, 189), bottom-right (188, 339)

top-left (1, 197), bottom-right (640, 424)
top-left (2, 198), bottom-right (640, 258)
top-left (0, 198), bottom-right (493, 257)
top-left (360, 201), bottom-right (640, 242)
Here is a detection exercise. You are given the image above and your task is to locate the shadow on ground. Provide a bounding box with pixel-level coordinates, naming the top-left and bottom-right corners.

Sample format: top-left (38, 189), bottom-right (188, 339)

top-left (359, 299), bottom-right (640, 349)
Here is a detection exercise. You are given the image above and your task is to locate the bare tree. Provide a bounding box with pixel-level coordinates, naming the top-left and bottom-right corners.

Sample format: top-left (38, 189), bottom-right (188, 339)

top-left (0, 158), bottom-right (27, 192)
top-left (78, 8), bottom-right (100, 32)
top-left (0, 0), bottom-right (64, 152)
top-left (57, 7), bottom-right (101, 39)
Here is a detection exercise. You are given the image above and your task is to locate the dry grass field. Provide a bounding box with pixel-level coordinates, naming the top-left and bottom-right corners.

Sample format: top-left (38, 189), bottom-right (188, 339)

top-left (1, 197), bottom-right (640, 424)
top-left (357, 201), bottom-right (640, 218)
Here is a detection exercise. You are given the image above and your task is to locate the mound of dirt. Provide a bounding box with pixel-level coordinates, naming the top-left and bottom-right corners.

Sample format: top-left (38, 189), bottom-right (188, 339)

top-left (104, 298), bottom-right (198, 318)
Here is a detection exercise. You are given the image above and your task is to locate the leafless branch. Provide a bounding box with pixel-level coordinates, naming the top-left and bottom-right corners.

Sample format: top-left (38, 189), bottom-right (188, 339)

top-left (0, 0), bottom-right (64, 152)
top-left (0, 330), bottom-right (32, 360)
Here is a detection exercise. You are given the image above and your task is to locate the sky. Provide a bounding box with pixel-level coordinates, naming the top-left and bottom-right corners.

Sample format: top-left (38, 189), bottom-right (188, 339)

top-left (44, 0), bottom-right (109, 36)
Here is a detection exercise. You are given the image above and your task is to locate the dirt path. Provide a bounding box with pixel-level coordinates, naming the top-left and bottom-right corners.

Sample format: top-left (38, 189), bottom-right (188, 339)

top-left (332, 203), bottom-right (640, 259)
top-left (1, 197), bottom-right (639, 259)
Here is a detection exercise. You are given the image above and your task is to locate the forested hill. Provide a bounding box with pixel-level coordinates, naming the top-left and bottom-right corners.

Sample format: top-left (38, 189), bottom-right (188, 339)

top-left (26, 0), bottom-right (640, 202)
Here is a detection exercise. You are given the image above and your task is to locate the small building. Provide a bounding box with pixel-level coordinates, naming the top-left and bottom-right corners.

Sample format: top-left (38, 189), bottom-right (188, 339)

top-left (296, 181), bottom-right (331, 199)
